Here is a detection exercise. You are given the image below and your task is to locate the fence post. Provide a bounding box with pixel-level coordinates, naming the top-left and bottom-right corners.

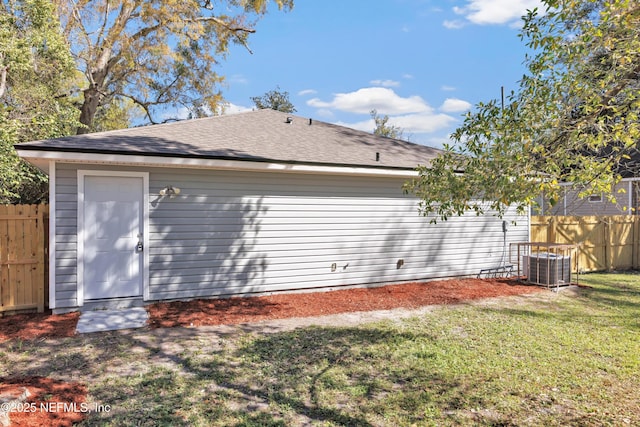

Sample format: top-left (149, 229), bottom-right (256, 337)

top-left (604, 218), bottom-right (612, 271)
top-left (36, 204), bottom-right (45, 312)
top-left (631, 215), bottom-right (639, 270)
top-left (547, 216), bottom-right (557, 243)
top-left (0, 206), bottom-right (8, 310)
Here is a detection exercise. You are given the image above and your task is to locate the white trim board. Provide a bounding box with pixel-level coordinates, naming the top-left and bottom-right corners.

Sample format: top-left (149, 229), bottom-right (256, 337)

top-left (76, 170), bottom-right (150, 306)
top-left (16, 150), bottom-right (420, 179)
top-left (48, 161), bottom-right (57, 309)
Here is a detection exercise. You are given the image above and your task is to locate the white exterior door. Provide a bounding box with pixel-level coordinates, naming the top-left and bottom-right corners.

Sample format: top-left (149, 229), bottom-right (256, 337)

top-left (81, 175), bottom-right (144, 300)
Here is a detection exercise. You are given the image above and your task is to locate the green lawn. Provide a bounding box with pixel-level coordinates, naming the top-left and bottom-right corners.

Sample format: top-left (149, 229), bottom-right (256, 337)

top-left (2, 273), bottom-right (639, 426)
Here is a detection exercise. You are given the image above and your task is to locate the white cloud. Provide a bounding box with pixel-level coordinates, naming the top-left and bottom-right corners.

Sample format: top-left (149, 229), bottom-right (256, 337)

top-left (227, 74), bottom-right (249, 85)
top-left (298, 89), bottom-right (317, 96)
top-left (393, 112), bottom-right (458, 134)
top-left (443, 19), bottom-right (466, 29)
top-left (424, 135), bottom-right (456, 149)
top-left (307, 87), bottom-right (465, 143)
top-left (164, 106), bottom-right (190, 121)
top-left (222, 103), bottom-right (253, 115)
top-left (402, 73), bottom-right (414, 80)
top-left (307, 87), bottom-right (429, 115)
top-left (441, 85), bottom-right (457, 92)
top-left (336, 118), bottom-right (375, 133)
top-left (338, 112), bottom-right (457, 137)
top-left (315, 108), bottom-right (334, 118)
top-left (163, 101), bottom-right (251, 120)
top-left (451, 0), bottom-right (543, 26)
top-left (440, 98), bottom-right (472, 113)
top-left (370, 79), bottom-right (400, 88)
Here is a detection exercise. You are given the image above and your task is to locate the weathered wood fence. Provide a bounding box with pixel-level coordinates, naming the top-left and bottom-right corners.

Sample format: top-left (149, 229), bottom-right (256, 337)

top-left (531, 215), bottom-right (640, 272)
top-left (0, 204), bottom-right (48, 313)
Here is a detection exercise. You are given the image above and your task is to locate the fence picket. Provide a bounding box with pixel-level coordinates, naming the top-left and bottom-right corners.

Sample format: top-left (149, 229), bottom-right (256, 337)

top-left (531, 215), bottom-right (639, 272)
top-left (0, 207), bottom-right (9, 310)
top-left (8, 205), bottom-right (17, 308)
top-left (0, 204), bottom-right (48, 314)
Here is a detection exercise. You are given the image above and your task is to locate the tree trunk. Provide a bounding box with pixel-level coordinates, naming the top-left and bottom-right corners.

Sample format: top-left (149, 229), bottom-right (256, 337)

top-left (76, 52), bottom-right (111, 135)
top-left (75, 3), bottom-right (136, 135)
top-left (0, 53), bottom-right (7, 99)
top-left (77, 85), bottom-right (102, 134)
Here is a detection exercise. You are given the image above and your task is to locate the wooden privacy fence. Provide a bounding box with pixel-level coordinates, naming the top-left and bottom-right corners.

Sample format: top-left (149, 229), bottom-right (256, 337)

top-left (0, 204), bottom-right (48, 313)
top-left (531, 215), bottom-right (640, 272)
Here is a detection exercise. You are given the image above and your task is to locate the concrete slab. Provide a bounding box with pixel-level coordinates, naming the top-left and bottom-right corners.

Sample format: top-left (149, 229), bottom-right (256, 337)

top-left (76, 307), bottom-right (149, 334)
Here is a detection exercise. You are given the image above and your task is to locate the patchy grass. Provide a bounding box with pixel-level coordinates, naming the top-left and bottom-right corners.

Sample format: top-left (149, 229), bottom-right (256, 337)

top-left (1, 273), bottom-right (639, 426)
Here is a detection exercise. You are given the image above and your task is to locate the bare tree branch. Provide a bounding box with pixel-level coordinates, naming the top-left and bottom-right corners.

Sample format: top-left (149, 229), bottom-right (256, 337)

top-left (193, 16), bottom-right (257, 34)
top-left (0, 54), bottom-right (7, 99)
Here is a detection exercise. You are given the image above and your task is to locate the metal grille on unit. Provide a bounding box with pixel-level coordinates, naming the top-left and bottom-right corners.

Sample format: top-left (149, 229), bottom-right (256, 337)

top-left (524, 253), bottom-right (571, 286)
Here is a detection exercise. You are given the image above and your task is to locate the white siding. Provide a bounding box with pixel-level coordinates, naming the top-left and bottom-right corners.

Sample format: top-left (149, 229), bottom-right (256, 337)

top-left (54, 165), bottom-right (80, 308)
top-left (54, 163), bottom-right (529, 307)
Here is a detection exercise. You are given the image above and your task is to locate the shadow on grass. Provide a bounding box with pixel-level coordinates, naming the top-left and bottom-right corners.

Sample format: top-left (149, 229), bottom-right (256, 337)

top-left (9, 275), bottom-right (640, 425)
top-left (572, 274), bottom-right (640, 325)
top-left (474, 279), bottom-right (640, 331)
top-left (81, 328), bottom-right (363, 425)
top-left (146, 295), bottom-right (284, 328)
top-left (32, 325), bottom-right (494, 426)
top-left (575, 285), bottom-right (640, 314)
top-left (4, 298), bottom-right (636, 425)
top-left (194, 326), bottom-right (501, 426)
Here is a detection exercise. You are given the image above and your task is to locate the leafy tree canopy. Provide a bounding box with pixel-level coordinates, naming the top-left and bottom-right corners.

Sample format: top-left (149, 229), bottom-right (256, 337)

top-left (1, 0), bottom-right (79, 203)
top-left (1, 0), bottom-right (292, 202)
top-left (405, 0), bottom-right (640, 222)
top-left (251, 86), bottom-right (296, 112)
top-left (55, 0), bottom-right (294, 134)
top-left (371, 109), bottom-right (404, 140)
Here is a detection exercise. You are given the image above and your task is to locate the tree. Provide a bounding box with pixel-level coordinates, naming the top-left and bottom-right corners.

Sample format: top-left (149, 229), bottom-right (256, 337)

top-left (54, 0), bottom-right (294, 134)
top-left (1, 0), bottom-right (79, 203)
top-left (405, 0), bottom-right (640, 222)
top-left (91, 97), bottom-right (142, 133)
top-left (251, 86), bottom-right (296, 112)
top-left (371, 109), bottom-right (404, 139)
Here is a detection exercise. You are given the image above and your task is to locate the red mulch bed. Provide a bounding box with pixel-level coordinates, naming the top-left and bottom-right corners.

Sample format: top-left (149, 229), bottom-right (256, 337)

top-left (0, 312), bottom-right (79, 343)
top-left (0, 376), bottom-right (88, 427)
top-left (148, 278), bottom-right (543, 328)
top-left (0, 279), bottom-right (543, 340)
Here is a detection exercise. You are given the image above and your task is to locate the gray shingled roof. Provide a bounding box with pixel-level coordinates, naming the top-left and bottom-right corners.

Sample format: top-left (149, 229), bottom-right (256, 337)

top-left (16, 109), bottom-right (441, 169)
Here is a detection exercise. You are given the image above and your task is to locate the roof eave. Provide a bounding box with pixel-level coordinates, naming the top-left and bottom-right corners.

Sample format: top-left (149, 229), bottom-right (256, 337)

top-left (15, 148), bottom-right (421, 178)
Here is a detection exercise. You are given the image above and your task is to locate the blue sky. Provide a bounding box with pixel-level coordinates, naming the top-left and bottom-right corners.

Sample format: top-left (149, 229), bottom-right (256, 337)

top-left (216, 0), bottom-right (544, 148)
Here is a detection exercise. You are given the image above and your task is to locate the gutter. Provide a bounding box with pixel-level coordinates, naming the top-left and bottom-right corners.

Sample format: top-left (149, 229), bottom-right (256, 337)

top-left (15, 147), bottom-right (422, 179)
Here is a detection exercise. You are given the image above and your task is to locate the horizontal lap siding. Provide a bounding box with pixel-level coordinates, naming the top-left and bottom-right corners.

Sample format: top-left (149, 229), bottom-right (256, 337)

top-left (147, 169), bottom-right (528, 300)
top-left (53, 164), bottom-right (529, 307)
top-left (54, 165), bottom-right (79, 308)
top-left (550, 182), bottom-right (631, 216)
